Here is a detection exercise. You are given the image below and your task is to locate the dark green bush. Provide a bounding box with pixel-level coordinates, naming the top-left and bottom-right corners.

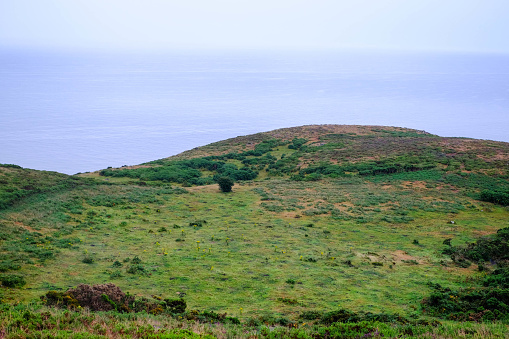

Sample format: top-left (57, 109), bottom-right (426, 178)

top-left (216, 177), bottom-right (234, 193)
top-left (110, 270), bottom-right (123, 279)
top-left (321, 309), bottom-right (360, 324)
top-left (0, 274), bottom-right (26, 288)
top-left (288, 138), bottom-right (308, 150)
top-left (422, 283), bottom-right (509, 321)
top-left (164, 298), bottom-right (187, 314)
top-left (126, 264), bottom-right (146, 275)
top-left (484, 267), bottom-right (509, 288)
top-left (425, 227), bottom-right (509, 321)
top-left (480, 190), bottom-right (509, 206)
top-left (100, 157), bottom-right (258, 186)
top-left (300, 310), bottom-right (323, 320)
top-left (0, 260), bottom-right (21, 272)
top-left (189, 220), bottom-right (207, 227)
top-left (82, 255), bottom-right (94, 264)
top-left (182, 310), bottom-right (239, 324)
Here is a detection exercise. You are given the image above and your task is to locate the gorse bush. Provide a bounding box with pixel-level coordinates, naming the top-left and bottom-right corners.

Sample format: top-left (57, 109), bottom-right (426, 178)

top-left (164, 298), bottom-right (187, 314)
top-left (480, 190), bottom-right (509, 206)
top-left (216, 177), bottom-right (234, 193)
top-left (82, 255), bottom-right (94, 264)
top-left (0, 260), bottom-right (21, 272)
top-left (447, 227), bottom-right (509, 262)
top-left (424, 227), bottom-right (509, 321)
top-left (0, 274), bottom-right (26, 288)
top-left (422, 283), bottom-right (509, 321)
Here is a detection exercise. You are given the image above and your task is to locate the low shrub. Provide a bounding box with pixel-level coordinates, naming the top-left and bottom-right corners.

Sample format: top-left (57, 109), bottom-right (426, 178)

top-left (0, 260), bottom-right (21, 272)
top-left (300, 310), bottom-right (323, 320)
top-left (0, 274), bottom-right (26, 288)
top-left (277, 297), bottom-right (298, 305)
top-left (189, 220), bottom-right (207, 227)
top-left (321, 309), bottom-right (360, 324)
top-left (164, 298), bottom-right (187, 314)
top-left (184, 310), bottom-right (239, 324)
top-left (82, 255), bottom-right (94, 264)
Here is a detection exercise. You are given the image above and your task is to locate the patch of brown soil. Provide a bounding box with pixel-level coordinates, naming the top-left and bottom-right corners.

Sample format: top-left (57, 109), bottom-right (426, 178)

top-left (402, 181), bottom-right (427, 189)
top-left (185, 184), bottom-right (219, 193)
top-left (334, 201), bottom-right (355, 213)
top-left (391, 250), bottom-right (422, 264)
top-left (421, 196), bottom-right (448, 202)
top-left (14, 221), bottom-right (39, 233)
top-left (472, 230), bottom-right (497, 237)
top-left (281, 211), bottom-right (302, 219)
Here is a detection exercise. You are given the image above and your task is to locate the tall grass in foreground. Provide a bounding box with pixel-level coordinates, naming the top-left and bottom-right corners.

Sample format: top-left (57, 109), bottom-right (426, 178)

top-left (1, 305), bottom-right (508, 338)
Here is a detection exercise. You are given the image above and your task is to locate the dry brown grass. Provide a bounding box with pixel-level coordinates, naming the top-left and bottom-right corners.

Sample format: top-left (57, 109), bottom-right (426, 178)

top-left (165, 124), bottom-right (433, 160)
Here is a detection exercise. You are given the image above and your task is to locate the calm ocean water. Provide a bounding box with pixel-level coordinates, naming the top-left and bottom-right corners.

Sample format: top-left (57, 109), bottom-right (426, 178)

top-left (1, 49), bottom-right (508, 174)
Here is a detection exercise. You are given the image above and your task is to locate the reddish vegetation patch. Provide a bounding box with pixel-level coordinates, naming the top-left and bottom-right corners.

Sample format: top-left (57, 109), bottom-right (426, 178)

top-left (68, 283), bottom-right (129, 312)
top-left (391, 250), bottom-right (422, 264)
top-left (402, 181), bottom-right (427, 189)
top-left (421, 196), bottom-right (448, 202)
top-left (14, 221), bottom-right (39, 233)
top-left (281, 211), bottom-right (300, 219)
top-left (186, 184), bottom-right (219, 193)
top-left (166, 124), bottom-right (433, 160)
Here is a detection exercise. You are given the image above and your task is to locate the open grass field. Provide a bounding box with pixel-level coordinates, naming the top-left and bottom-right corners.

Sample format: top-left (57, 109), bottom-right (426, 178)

top-left (1, 125), bottom-right (509, 337)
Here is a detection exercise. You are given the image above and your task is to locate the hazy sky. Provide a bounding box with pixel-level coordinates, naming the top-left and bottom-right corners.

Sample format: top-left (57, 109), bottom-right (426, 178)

top-left (1, 0), bottom-right (508, 53)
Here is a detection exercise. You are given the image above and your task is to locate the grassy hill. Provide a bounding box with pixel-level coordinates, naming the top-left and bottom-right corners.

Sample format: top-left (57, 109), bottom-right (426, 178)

top-left (1, 125), bottom-right (509, 337)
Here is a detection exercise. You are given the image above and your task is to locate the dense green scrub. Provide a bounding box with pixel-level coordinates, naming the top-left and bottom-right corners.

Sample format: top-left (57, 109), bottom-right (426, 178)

top-left (422, 227), bottom-right (509, 321)
top-left (1, 303), bottom-right (508, 338)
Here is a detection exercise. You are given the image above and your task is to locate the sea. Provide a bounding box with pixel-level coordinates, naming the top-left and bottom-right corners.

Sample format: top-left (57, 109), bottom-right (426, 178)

top-left (1, 49), bottom-right (508, 175)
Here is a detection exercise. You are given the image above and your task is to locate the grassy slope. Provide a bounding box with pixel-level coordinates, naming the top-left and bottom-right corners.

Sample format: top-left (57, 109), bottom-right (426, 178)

top-left (1, 125), bottom-right (509, 322)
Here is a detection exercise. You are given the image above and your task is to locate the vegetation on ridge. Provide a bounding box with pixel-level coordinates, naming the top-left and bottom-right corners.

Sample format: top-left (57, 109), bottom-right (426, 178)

top-left (1, 124), bottom-right (509, 337)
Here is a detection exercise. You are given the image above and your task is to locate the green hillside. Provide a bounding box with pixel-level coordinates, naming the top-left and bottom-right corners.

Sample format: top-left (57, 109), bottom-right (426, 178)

top-left (1, 125), bottom-right (509, 338)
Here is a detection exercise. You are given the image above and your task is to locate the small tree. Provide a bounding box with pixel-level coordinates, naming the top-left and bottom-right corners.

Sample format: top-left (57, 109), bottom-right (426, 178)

top-left (217, 177), bottom-right (234, 193)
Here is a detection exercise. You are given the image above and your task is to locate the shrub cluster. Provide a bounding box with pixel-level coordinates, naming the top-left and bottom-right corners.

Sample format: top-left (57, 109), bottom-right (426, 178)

top-left (295, 158), bottom-right (436, 180)
top-left (444, 227), bottom-right (509, 263)
top-left (422, 283), bottom-right (509, 321)
top-left (100, 158), bottom-right (257, 185)
top-left (0, 274), bottom-right (26, 288)
top-left (480, 190), bottom-right (509, 206)
top-left (299, 308), bottom-right (436, 326)
top-left (423, 227), bottom-right (509, 321)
